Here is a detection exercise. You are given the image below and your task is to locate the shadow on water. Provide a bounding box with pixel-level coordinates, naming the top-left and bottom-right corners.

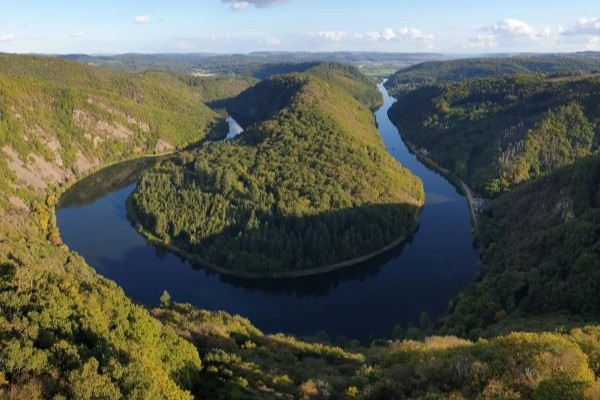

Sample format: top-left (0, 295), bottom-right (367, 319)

top-left (56, 82), bottom-right (480, 342)
top-left (198, 231), bottom-right (418, 297)
top-left (59, 158), bottom-right (159, 208)
top-left (133, 199), bottom-right (420, 279)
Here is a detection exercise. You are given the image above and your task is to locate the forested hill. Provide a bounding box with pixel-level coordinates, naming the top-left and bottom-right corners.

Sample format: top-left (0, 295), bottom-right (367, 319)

top-left (62, 51), bottom-right (446, 78)
top-left (442, 156), bottom-right (600, 338)
top-left (387, 70), bottom-right (600, 338)
top-left (0, 54), bottom-right (256, 399)
top-left (220, 62), bottom-right (383, 127)
top-left (0, 54), bottom-right (225, 201)
top-left (384, 53), bottom-right (600, 97)
top-left (388, 73), bottom-right (600, 196)
top-left (130, 69), bottom-right (424, 276)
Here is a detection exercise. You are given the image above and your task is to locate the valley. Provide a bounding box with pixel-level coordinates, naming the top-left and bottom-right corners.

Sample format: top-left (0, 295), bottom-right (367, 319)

top-left (1, 43), bottom-right (600, 398)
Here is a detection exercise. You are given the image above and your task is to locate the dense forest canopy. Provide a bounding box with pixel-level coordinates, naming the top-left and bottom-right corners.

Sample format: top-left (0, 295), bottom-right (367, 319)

top-left (384, 54), bottom-right (600, 97)
top-left (220, 62), bottom-right (383, 127)
top-left (441, 156), bottom-right (600, 338)
top-left (152, 300), bottom-right (600, 399)
top-left (388, 73), bottom-right (600, 196)
top-left (130, 65), bottom-right (424, 276)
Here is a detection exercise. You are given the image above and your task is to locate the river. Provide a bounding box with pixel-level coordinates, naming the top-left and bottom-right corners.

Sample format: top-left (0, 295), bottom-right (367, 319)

top-left (57, 82), bottom-right (480, 342)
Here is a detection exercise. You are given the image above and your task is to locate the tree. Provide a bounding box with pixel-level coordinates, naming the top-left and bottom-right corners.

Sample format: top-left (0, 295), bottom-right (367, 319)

top-left (160, 290), bottom-right (171, 308)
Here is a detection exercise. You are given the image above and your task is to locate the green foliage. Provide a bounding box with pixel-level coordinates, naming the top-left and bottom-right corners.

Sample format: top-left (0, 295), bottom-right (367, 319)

top-left (174, 74), bottom-right (258, 103)
top-left (152, 302), bottom-right (366, 399)
top-left (0, 223), bottom-right (201, 399)
top-left (131, 69), bottom-right (423, 275)
top-left (160, 290), bottom-right (171, 308)
top-left (153, 302), bottom-right (600, 400)
top-left (305, 62), bottom-right (383, 110)
top-left (0, 54), bottom-right (229, 206)
top-left (218, 62), bottom-right (383, 127)
top-left (442, 157), bottom-right (600, 337)
top-left (389, 73), bottom-right (600, 196)
top-left (385, 55), bottom-right (600, 97)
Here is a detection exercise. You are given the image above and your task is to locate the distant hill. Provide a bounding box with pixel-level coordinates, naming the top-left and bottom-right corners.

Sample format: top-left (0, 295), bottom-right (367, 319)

top-left (130, 64), bottom-right (424, 276)
top-left (221, 62), bottom-right (383, 128)
top-left (388, 73), bottom-right (600, 196)
top-left (62, 51), bottom-right (447, 78)
top-left (385, 53), bottom-right (600, 97)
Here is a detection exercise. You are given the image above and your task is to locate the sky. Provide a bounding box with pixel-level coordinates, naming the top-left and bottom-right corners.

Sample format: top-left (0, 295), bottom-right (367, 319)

top-left (0, 0), bottom-right (599, 54)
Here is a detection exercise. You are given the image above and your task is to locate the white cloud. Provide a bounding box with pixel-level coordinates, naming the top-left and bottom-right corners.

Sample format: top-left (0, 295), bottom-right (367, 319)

top-left (229, 1), bottom-right (249, 11)
top-left (318, 30), bottom-right (346, 42)
top-left (69, 31), bottom-right (86, 38)
top-left (587, 36), bottom-right (600, 50)
top-left (261, 36), bottom-right (281, 45)
top-left (0, 33), bottom-right (15, 42)
top-left (465, 19), bottom-right (552, 49)
top-left (465, 33), bottom-right (496, 49)
top-left (365, 27), bottom-right (433, 42)
top-left (222, 0), bottom-right (290, 11)
top-left (561, 18), bottom-right (600, 36)
top-left (134, 15), bottom-right (151, 24)
top-left (480, 19), bottom-right (551, 39)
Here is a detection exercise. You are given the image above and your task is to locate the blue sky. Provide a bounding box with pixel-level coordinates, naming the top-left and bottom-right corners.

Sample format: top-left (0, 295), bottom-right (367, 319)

top-left (0, 0), bottom-right (599, 54)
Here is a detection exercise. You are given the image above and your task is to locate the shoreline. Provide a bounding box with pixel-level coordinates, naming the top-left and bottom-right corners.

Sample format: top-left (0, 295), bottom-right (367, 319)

top-left (395, 132), bottom-right (482, 243)
top-left (126, 194), bottom-right (422, 279)
top-left (54, 112), bottom-right (424, 280)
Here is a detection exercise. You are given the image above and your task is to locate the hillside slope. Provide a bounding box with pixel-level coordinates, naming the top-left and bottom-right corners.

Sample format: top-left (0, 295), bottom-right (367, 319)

top-left (384, 54), bottom-right (600, 97)
top-left (130, 70), bottom-right (424, 276)
top-left (442, 156), bottom-right (600, 337)
top-left (388, 73), bottom-right (600, 196)
top-left (0, 54), bottom-right (233, 399)
top-left (216, 62), bottom-right (382, 127)
top-left (0, 54), bottom-right (230, 207)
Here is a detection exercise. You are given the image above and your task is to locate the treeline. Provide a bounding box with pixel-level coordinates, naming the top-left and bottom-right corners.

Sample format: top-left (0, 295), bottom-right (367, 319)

top-left (131, 66), bottom-right (424, 275)
top-left (174, 75), bottom-right (258, 103)
top-left (389, 73), bottom-right (600, 196)
top-left (384, 54), bottom-right (600, 97)
top-left (63, 51), bottom-right (445, 78)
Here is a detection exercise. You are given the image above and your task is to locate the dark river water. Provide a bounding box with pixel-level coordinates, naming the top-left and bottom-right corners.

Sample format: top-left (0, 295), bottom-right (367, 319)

top-left (57, 82), bottom-right (480, 342)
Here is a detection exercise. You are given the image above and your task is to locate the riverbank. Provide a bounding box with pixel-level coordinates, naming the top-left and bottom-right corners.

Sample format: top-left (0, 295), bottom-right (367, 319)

top-left (395, 133), bottom-right (482, 243)
top-left (126, 194), bottom-right (422, 279)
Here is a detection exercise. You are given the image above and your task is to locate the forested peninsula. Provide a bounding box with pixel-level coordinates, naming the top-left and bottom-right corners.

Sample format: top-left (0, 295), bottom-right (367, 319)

top-left (129, 64), bottom-right (424, 277)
